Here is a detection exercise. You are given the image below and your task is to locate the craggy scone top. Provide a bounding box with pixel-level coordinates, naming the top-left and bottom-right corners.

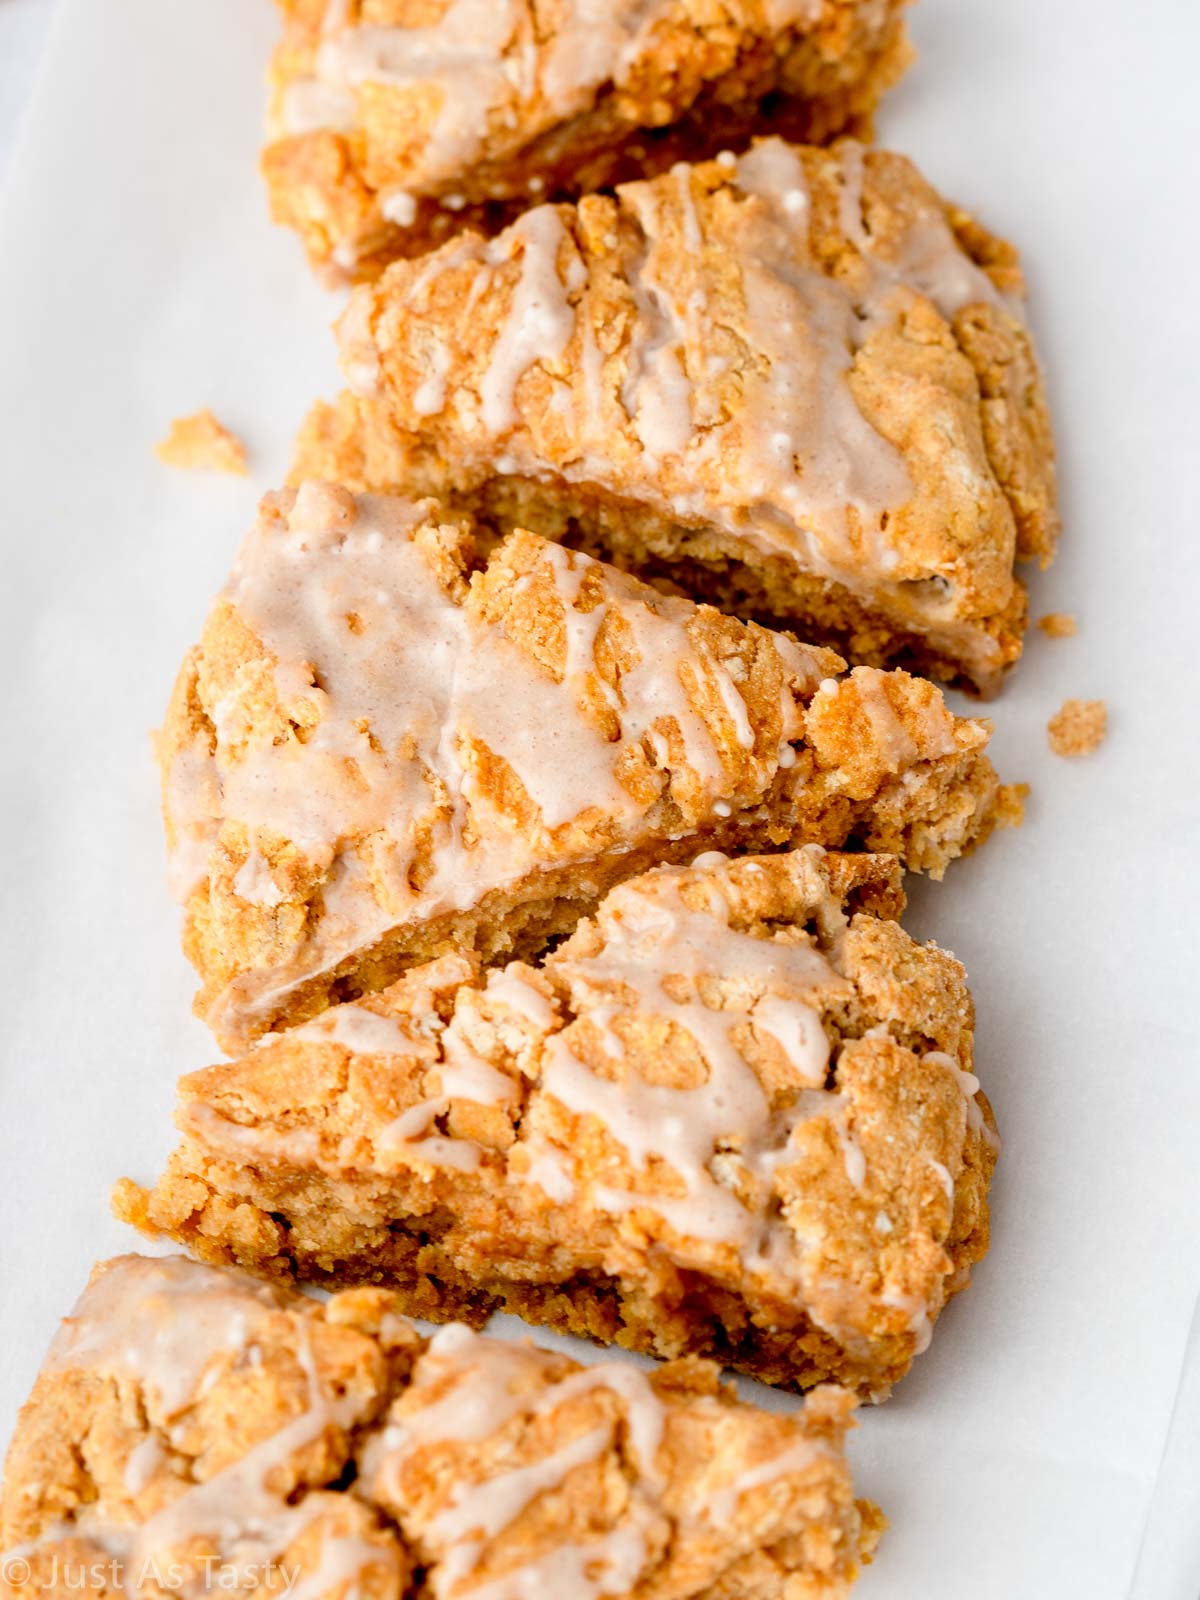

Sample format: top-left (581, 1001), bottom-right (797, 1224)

top-left (325, 139), bottom-right (1057, 688)
top-left (125, 849), bottom-right (997, 1394)
top-left (264, 0), bottom-right (910, 278)
top-left (161, 482), bottom-right (1001, 1049)
top-left (1, 1255), bottom-right (879, 1600)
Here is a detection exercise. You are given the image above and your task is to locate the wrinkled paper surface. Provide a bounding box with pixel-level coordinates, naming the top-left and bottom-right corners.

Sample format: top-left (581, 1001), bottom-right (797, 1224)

top-left (0, 2), bottom-right (1198, 1594)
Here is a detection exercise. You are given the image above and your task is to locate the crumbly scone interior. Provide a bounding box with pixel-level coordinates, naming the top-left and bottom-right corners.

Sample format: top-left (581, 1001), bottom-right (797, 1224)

top-left (317, 138), bottom-right (1057, 689)
top-left (2, 1255), bottom-right (880, 1599)
top-left (119, 847), bottom-right (997, 1396)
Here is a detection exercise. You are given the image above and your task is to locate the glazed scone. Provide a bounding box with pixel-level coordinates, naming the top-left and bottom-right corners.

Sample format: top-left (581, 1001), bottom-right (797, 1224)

top-left (296, 138), bottom-right (1058, 691)
top-left (0, 1255), bottom-right (409, 1600)
top-left (118, 847), bottom-right (998, 1395)
top-left (1, 1255), bottom-right (881, 1599)
top-left (160, 482), bottom-right (1008, 1049)
top-left (357, 1318), bottom-right (882, 1596)
top-left (264, 0), bottom-right (912, 282)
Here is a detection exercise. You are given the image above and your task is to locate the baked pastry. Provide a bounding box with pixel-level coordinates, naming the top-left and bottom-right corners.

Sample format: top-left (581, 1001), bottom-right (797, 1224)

top-left (0, 1254), bottom-right (408, 1600)
top-left (160, 481), bottom-right (1008, 1049)
top-left (117, 847), bottom-right (998, 1395)
top-left (294, 138), bottom-right (1058, 690)
top-left (1, 1254), bottom-right (881, 1598)
top-left (263, 0), bottom-right (912, 282)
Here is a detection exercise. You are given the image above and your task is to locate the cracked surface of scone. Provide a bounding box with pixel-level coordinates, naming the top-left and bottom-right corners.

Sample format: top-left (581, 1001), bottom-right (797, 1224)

top-left (0, 1254), bottom-right (409, 1600)
top-left (264, 0), bottom-right (912, 282)
top-left (161, 481), bottom-right (1007, 1050)
top-left (1, 1255), bottom-right (881, 1599)
top-left (118, 847), bottom-right (998, 1396)
top-left (296, 137), bottom-right (1058, 692)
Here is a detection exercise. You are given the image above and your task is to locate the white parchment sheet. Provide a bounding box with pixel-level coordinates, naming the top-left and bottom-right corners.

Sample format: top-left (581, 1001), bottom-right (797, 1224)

top-left (1, 2), bottom-right (1197, 1594)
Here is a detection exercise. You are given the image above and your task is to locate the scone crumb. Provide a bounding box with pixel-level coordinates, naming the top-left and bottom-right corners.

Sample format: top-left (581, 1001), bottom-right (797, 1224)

top-left (1047, 698), bottom-right (1107, 757)
top-left (858, 1502), bottom-right (890, 1562)
top-left (994, 782), bottom-right (1030, 827)
top-left (1037, 612), bottom-right (1077, 638)
top-left (156, 409), bottom-right (247, 475)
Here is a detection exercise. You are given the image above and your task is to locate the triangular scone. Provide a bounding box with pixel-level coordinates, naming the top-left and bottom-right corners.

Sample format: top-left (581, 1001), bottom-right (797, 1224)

top-left (262, 0), bottom-right (910, 283)
top-left (294, 139), bottom-right (1058, 691)
top-left (4, 1255), bottom-right (881, 1597)
top-left (1, 1256), bottom-right (408, 1598)
top-left (160, 483), bottom-right (1006, 1050)
top-left (119, 848), bottom-right (998, 1397)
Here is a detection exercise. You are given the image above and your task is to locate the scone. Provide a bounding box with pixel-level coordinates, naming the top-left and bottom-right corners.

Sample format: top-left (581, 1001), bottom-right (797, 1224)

top-left (1, 1255), bottom-right (881, 1599)
top-left (118, 847), bottom-right (998, 1396)
top-left (295, 138), bottom-right (1058, 690)
top-left (160, 482), bottom-right (1009, 1049)
top-left (263, 0), bottom-right (912, 282)
top-left (0, 1255), bottom-right (408, 1600)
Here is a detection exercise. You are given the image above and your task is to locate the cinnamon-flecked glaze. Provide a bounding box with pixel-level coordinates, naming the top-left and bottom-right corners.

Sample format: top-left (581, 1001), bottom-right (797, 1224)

top-left (159, 483), bottom-right (1010, 1048)
top-left (2, 1255), bottom-right (881, 1600)
top-left (296, 141), bottom-right (1057, 690)
top-left (263, 0), bottom-right (912, 280)
top-left (119, 849), bottom-right (997, 1395)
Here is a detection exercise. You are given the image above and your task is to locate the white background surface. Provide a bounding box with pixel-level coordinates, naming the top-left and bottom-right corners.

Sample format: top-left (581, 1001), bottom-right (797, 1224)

top-left (0, 2), bottom-right (1198, 1596)
top-left (0, 0), bottom-right (54, 187)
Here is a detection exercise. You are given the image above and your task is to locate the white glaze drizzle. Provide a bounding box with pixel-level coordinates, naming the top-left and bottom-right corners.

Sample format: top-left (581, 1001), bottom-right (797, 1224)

top-left (483, 967), bottom-right (557, 1029)
top-left (164, 743), bottom-right (222, 904)
top-left (365, 1326), bottom-right (667, 1595)
top-left (344, 134), bottom-right (1029, 675)
top-left (926, 1050), bottom-right (1000, 1152)
top-left (430, 1425), bottom-right (611, 1590)
top-left (373, 1005), bottom-right (520, 1171)
top-left (701, 1435), bottom-right (828, 1523)
top-left (291, 1001), bottom-right (435, 1057)
top-left (22, 1262), bottom-right (855, 1600)
top-left (461, 1511), bottom-right (654, 1600)
top-left (535, 857), bottom-right (856, 1252)
top-left (177, 485), bottom-right (824, 1042)
top-left (46, 1256), bottom-right (286, 1420)
top-left (33, 1258), bottom-right (385, 1599)
top-left (284, 1534), bottom-right (402, 1600)
top-left (371, 1324), bottom-right (666, 1485)
top-left (761, 0), bottom-right (826, 22)
top-left (479, 209), bottom-right (582, 434)
top-left (281, 0), bottom-right (685, 193)
top-left (834, 140), bottom-right (1021, 322)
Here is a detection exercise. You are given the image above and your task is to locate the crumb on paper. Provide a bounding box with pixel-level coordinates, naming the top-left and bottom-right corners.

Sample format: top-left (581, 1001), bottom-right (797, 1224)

top-left (155, 410), bottom-right (247, 475)
top-left (1037, 612), bottom-right (1077, 639)
top-left (995, 782), bottom-right (1029, 829)
top-left (1047, 699), bottom-right (1107, 757)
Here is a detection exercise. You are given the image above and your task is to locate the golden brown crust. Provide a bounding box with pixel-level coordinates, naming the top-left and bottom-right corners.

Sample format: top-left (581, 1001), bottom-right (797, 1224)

top-left (2, 1256), bottom-right (877, 1599)
top-left (160, 483), bottom-right (1005, 1049)
top-left (119, 849), bottom-right (998, 1397)
top-left (263, 0), bottom-right (912, 281)
top-left (303, 141), bottom-right (1058, 691)
top-left (1, 1257), bottom-right (408, 1600)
